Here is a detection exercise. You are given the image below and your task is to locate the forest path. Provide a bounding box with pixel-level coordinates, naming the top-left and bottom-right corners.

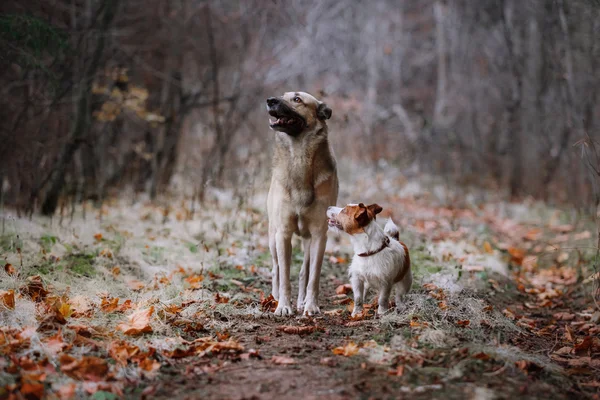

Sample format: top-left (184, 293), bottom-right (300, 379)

top-left (1, 169), bottom-right (598, 399)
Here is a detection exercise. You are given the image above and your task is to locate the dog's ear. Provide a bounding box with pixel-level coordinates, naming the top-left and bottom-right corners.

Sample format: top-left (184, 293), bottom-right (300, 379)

top-left (354, 204), bottom-right (370, 226)
top-left (367, 204), bottom-right (383, 215)
top-left (317, 102), bottom-right (332, 120)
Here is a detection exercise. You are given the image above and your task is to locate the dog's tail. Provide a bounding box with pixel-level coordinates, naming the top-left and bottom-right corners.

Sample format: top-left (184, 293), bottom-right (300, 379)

top-left (384, 218), bottom-right (400, 242)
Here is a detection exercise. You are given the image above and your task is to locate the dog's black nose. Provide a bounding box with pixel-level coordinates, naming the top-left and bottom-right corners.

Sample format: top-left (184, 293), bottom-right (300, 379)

top-left (266, 97), bottom-right (279, 107)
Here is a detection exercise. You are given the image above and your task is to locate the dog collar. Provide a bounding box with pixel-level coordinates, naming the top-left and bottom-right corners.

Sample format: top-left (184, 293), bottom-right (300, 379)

top-left (358, 236), bottom-right (390, 257)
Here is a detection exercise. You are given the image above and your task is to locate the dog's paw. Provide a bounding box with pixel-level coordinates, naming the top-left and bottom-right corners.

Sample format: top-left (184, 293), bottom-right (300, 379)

top-left (377, 306), bottom-right (390, 315)
top-left (351, 308), bottom-right (362, 317)
top-left (303, 303), bottom-right (320, 316)
top-left (274, 302), bottom-right (294, 317)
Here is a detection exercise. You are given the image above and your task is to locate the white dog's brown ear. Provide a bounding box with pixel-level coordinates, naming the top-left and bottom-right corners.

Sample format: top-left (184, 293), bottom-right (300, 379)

top-left (317, 103), bottom-right (332, 120)
top-left (354, 205), bottom-right (369, 226)
top-left (368, 204), bottom-right (383, 215)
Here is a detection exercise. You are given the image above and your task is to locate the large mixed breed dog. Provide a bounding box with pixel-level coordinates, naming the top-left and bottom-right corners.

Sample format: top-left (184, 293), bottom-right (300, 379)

top-left (266, 92), bottom-right (338, 316)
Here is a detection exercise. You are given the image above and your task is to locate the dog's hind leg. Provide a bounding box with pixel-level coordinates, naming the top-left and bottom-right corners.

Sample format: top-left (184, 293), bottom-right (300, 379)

top-left (269, 229), bottom-right (279, 301)
top-left (377, 283), bottom-right (393, 315)
top-left (394, 269), bottom-right (412, 310)
top-left (297, 237), bottom-right (311, 312)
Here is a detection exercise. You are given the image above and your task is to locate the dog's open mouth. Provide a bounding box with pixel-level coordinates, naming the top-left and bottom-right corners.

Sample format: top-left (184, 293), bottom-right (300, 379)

top-left (328, 218), bottom-right (342, 230)
top-left (268, 110), bottom-right (304, 129)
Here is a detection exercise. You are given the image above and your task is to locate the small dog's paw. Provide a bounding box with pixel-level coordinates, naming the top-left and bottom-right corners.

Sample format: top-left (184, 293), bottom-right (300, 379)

top-left (274, 302), bottom-right (294, 317)
top-left (351, 308), bottom-right (361, 317)
top-left (303, 303), bottom-right (320, 316)
top-left (377, 306), bottom-right (390, 315)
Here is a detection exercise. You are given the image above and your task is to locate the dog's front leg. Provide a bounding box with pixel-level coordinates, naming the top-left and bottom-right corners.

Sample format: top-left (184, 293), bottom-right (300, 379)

top-left (274, 231), bottom-right (293, 316)
top-left (351, 275), bottom-right (364, 317)
top-left (269, 229), bottom-right (279, 301)
top-left (297, 237), bottom-right (311, 312)
top-left (303, 231), bottom-right (327, 315)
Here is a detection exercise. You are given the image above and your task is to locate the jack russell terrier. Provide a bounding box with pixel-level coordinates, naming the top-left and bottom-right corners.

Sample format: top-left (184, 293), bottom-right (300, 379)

top-left (327, 203), bottom-right (412, 316)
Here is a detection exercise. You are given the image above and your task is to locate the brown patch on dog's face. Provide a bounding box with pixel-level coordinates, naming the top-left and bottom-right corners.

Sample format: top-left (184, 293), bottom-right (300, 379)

top-left (328, 203), bottom-right (383, 235)
top-left (266, 92), bottom-right (332, 136)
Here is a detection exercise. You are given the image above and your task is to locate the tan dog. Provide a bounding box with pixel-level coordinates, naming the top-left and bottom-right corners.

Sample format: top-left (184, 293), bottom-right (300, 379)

top-left (266, 92), bottom-right (338, 316)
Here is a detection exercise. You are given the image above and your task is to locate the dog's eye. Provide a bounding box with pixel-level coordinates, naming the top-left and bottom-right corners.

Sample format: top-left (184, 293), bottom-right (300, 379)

top-left (293, 96), bottom-right (302, 103)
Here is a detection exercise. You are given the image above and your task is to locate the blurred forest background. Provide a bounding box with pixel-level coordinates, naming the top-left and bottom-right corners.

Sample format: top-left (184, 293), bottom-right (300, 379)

top-left (1, 0), bottom-right (599, 216)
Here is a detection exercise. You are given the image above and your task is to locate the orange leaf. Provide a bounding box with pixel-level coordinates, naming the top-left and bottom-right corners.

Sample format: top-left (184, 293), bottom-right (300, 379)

top-left (55, 383), bottom-right (77, 400)
top-left (101, 297), bottom-right (119, 313)
top-left (138, 357), bottom-right (161, 373)
top-left (332, 342), bottom-right (360, 357)
top-left (20, 275), bottom-right (48, 302)
top-left (116, 307), bottom-right (154, 336)
top-left (260, 293), bottom-right (278, 312)
top-left (483, 242), bottom-right (493, 254)
top-left (214, 293), bottom-right (229, 304)
top-left (111, 266), bottom-right (121, 276)
top-left (456, 320), bottom-right (471, 327)
top-left (271, 355), bottom-right (296, 365)
top-left (93, 233), bottom-right (103, 241)
top-left (126, 279), bottom-right (144, 291)
top-left (507, 247), bottom-right (525, 265)
top-left (387, 365), bottom-right (405, 376)
top-left (277, 325), bottom-right (318, 335)
top-left (58, 302), bottom-right (72, 318)
top-left (0, 289), bottom-right (15, 309)
top-left (59, 354), bottom-right (109, 381)
top-left (437, 301), bottom-right (448, 310)
top-left (185, 274), bottom-right (204, 289)
top-left (4, 263), bottom-right (16, 276)
top-left (335, 284), bottom-right (353, 295)
top-left (108, 340), bottom-right (140, 366)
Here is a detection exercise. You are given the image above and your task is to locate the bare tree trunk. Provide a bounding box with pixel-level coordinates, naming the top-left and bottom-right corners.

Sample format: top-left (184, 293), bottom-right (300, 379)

top-left (41, 0), bottom-right (119, 215)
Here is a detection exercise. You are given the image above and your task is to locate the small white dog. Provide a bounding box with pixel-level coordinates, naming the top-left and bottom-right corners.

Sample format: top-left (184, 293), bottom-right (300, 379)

top-left (327, 203), bottom-right (412, 316)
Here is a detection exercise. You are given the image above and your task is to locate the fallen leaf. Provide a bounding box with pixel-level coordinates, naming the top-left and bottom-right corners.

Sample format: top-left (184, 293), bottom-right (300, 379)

top-left (573, 231), bottom-right (591, 241)
top-left (332, 342), bottom-right (360, 357)
top-left (320, 357), bottom-right (336, 367)
top-left (138, 357), bottom-right (161, 374)
top-left (59, 354), bottom-right (109, 381)
top-left (260, 293), bottom-right (278, 312)
top-left (108, 340), bottom-right (140, 366)
top-left (507, 247), bottom-right (525, 266)
top-left (323, 309), bottom-right (343, 316)
top-left (573, 336), bottom-right (599, 355)
top-left (456, 320), bottom-right (471, 327)
top-left (214, 293), bottom-right (229, 304)
top-left (524, 229), bottom-right (542, 241)
top-left (69, 296), bottom-right (93, 318)
top-left (93, 233), bottom-right (103, 242)
top-left (4, 263), bottom-right (16, 276)
top-left (565, 325), bottom-right (575, 342)
top-left (387, 365), bottom-right (405, 376)
top-left (472, 352), bottom-right (491, 361)
top-left (483, 241), bottom-right (493, 254)
top-left (58, 302), bottom-right (72, 319)
top-left (54, 382), bottom-right (76, 400)
top-left (112, 266), bottom-right (121, 276)
top-left (271, 355), bottom-right (296, 365)
top-left (184, 274), bottom-right (204, 289)
top-left (0, 290), bottom-right (15, 309)
top-left (20, 275), bottom-right (48, 302)
top-left (116, 307), bottom-right (154, 336)
top-left (553, 312), bottom-right (575, 321)
top-left (101, 297), bottom-right (120, 313)
top-left (126, 279), bottom-right (144, 291)
top-left (554, 346), bottom-right (572, 355)
top-left (277, 325), bottom-right (318, 335)
top-left (515, 360), bottom-right (541, 375)
top-left (335, 284), bottom-right (353, 295)
top-left (44, 330), bottom-right (69, 356)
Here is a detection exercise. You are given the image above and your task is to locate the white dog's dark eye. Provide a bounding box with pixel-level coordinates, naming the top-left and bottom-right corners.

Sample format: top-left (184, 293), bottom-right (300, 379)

top-left (293, 96), bottom-right (302, 103)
